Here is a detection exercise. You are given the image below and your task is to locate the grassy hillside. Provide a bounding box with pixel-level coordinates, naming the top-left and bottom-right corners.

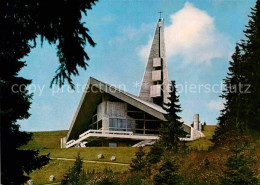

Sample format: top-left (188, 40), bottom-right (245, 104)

top-left (21, 130), bottom-right (139, 184)
top-left (22, 127), bottom-right (217, 184)
top-left (41, 147), bottom-right (140, 164)
top-left (21, 130), bottom-right (143, 164)
top-left (20, 130), bottom-right (68, 150)
top-left (29, 160), bottom-right (130, 184)
top-left (187, 125), bottom-right (216, 150)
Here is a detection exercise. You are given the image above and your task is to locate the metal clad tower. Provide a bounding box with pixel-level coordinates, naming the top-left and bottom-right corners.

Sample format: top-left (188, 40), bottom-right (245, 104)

top-left (139, 18), bottom-right (169, 106)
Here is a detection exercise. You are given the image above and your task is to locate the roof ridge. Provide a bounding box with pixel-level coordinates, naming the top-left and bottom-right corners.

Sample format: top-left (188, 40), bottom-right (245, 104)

top-left (89, 77), bottom-right (167, 114)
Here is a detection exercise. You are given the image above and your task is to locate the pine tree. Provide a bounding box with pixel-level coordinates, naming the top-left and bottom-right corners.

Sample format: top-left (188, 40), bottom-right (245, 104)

top-left (79, 169), bottom-right (88, 185)
top-left (213, 0), bottom-right (260, 145)
top-left (61, 153), bottom-right (87, 185)
top-left (159, 80), bottom-right (186, 151)
top-left (220, 142), bottom-right (259, 185)
top-left (130, 146), bottom-right (146, 172)
top-left (212, 45), bottom-right (244, 145)
top-left (61, 168), bottom-right (72, 185)
top-left (0, 0), bottom-right (97, 183)
top-left (71, 153), bottom-right (83, 184)
top-left (146, 143), bottom-right (163, 165)
top-left (153, 158), bottom-right (182, 185)
top-left (239, 0), bottom-right (260, 132)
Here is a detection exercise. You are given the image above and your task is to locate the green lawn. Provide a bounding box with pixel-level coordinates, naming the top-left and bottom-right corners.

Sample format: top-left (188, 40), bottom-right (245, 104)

top-left (41, 147), bottom-right (140, 164)
top-left (21, 130), bottom-right (148, 164)
top-left (28, 147), bottom-right (134, 184)
top-left (20, 130), bottom-right (68, 150)
top-left (21, 131), bottom-right (140, 184)
top-left (187, 125), bottom-right (216, 150)
top-left (22, 127), bottom-right (216, 184)
top-left (29, 159), bottom-right (129, 185)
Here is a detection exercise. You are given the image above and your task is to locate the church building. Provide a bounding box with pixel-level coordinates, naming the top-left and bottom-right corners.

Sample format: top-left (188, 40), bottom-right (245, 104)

top-left (61, 18), bottom-right (204, 148)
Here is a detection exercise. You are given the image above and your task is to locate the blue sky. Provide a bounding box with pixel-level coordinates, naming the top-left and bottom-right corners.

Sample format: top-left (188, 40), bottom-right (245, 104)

top-left (19, 0), bottom-right (256, 131)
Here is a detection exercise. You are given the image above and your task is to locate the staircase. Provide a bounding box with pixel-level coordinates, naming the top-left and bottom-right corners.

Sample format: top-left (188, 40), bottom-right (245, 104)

top-left (132, 140), bottom-right (156, 147)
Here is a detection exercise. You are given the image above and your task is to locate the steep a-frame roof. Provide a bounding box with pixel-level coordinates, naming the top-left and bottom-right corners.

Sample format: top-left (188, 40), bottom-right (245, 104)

top-left (66, 77), bottom-right (168, 140)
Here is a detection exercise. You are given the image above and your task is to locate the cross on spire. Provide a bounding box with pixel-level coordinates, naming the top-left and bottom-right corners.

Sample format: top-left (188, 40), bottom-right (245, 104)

top-left (158, 11), bottom-right (163, 19)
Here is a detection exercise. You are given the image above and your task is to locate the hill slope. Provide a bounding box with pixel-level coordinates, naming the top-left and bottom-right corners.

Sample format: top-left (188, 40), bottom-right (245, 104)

top-left (22, 126), bottom-right (217, 184)
top-left (187, 125), bottom-right (216, 150)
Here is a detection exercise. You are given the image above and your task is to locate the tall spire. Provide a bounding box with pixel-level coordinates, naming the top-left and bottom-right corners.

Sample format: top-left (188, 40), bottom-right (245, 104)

top-left (139, 18), bottom-right (169, 106)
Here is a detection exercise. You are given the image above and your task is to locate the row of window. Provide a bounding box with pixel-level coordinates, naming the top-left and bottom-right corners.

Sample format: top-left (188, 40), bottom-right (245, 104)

top-left (109, 118), bottom-right (135, 129)
top-left (108, 118), bottom-right (160, 134)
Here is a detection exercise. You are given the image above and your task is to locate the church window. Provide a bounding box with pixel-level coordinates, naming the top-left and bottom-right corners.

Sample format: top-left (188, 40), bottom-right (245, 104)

top-left (109, 118), bottom-right (118, 128)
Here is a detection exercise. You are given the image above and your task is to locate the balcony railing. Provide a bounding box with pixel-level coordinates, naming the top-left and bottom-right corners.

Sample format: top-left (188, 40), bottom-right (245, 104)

top-left (79, 129), bottom-right (133, 138)
top-left (66, 129), bottom-right (159, 148)
top-left (66, 139), bottom-right (75, 145)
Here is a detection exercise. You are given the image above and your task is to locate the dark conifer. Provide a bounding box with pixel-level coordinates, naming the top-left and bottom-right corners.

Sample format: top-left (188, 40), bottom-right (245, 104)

top-left (61, 153), bottom-right (86, 185)
top-left (61, 168), bottom-right (72, 185)
top-left (213, 0), bottom-right (260, 145)
top-left (159, 80), bottom-right (186, 151)
top-left (146, 143), bottom-right (163, 165)
top-left (0, 0), bottom-right (97, 183)
top-left (220, 143), bottom-right (259, 185)
top-left (212, 45), bottom-right (244, 145)
top-left (153, 158), bottom-right (182, 185)
top-left (71, 153), bottom-right (83, 183)
top-left (239, 0), bottom-right (260, 131)
top-left (130, 146), bottom-right (146, 172)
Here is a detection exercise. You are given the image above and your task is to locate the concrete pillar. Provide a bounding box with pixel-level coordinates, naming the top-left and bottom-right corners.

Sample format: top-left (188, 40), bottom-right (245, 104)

top-left (193, 114), bottom-right (199, 130)
top-left (102, 117), bottom-right (109, 131)
top-left (199, 122), bottom-right (202, 131)
top-left (190, 127), bottom-right (194, 140)
top-left (61, 137), bottom-right (67, 148)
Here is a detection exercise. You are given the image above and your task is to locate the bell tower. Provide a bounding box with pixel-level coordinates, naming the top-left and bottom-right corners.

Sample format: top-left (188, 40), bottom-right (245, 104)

top-left (139, 18), bottom-right (169, 106)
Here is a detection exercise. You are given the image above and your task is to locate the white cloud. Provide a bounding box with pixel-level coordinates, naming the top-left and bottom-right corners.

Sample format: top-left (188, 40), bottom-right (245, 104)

top-left (206, 99), bottom-right (224, 111)
top-left (138, 38), bottom-right (153, 61)
top-left (109, 23), bottom-right (154, 46)
top-left (139, 2), bottom-right (231, 65)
